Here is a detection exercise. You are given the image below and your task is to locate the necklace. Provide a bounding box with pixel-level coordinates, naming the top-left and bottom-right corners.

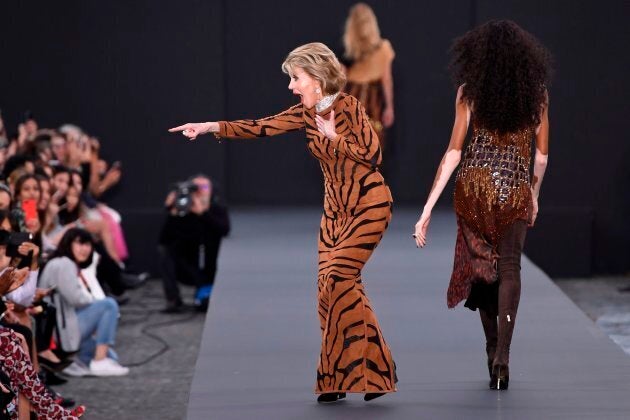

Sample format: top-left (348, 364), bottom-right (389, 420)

top-left (315, 92), bottom-right (340, 113)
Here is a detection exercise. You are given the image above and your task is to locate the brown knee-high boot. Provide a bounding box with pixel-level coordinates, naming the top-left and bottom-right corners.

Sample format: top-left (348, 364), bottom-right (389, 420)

top-left (479, 309), bottom-right (497, 379)
top-left (491, 220), bottom-right (527, 390)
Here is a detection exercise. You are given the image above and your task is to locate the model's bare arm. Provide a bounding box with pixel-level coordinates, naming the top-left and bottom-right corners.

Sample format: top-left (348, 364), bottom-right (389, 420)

top-left (414, 86), bottom-right (469, 248)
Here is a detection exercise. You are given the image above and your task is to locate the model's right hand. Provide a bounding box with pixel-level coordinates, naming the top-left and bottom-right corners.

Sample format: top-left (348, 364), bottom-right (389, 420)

top-left (168, 122), bottom-right (216, 141)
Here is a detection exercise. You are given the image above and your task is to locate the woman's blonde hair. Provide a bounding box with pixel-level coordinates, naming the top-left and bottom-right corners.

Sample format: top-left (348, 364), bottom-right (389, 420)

top-left (281, 42), bottom-right (346, 95)
top-left (343, 3), bottom-right (382, 61)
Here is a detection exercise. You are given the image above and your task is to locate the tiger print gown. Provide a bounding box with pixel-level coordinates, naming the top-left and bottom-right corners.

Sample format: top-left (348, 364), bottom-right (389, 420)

top-left (216, 92), bottom-right (397, 395)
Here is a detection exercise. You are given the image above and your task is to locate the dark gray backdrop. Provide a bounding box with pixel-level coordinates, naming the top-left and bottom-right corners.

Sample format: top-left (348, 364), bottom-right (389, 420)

top-left (1, 1), bottom-right (628, 276)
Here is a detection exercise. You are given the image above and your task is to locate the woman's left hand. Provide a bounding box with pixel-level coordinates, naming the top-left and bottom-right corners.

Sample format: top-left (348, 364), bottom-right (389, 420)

top-left (413, 210), bottom-right (432, 248)
top-left (315, 110), bottom-right (337, 140)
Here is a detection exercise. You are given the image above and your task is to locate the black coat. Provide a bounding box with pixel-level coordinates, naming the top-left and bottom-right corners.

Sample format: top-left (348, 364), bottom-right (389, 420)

top-left (159, 204), bottom-right (230, 283)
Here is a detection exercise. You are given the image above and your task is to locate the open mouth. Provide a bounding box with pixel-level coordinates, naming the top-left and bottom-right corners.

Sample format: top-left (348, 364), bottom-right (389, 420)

top-left (292, 91), bottom-right (306, 105)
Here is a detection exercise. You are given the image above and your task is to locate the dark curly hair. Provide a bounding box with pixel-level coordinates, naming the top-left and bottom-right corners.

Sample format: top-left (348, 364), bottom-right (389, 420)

top-left (449, 20), bottom-right (553, 133)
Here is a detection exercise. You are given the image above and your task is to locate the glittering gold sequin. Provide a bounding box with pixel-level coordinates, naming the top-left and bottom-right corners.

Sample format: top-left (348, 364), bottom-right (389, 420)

top-left (454, 124), bottom-right (534, 246)
top-left (457, 127), bottom-right (532, 210)
top-left (448, 122), bottom-right (534, 308)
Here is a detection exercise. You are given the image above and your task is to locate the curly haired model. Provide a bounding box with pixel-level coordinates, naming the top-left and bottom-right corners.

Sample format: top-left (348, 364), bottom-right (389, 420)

top-left (449, 20), bottom-right (552, 132)
top-left (414, 20), bottom-right (552, 390)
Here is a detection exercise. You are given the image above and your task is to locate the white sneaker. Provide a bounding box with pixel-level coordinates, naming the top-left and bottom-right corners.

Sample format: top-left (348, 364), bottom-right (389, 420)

top-left (89, 358), bottom-right (129, 376)
top-left (62, 361), bottom-right (90, 377)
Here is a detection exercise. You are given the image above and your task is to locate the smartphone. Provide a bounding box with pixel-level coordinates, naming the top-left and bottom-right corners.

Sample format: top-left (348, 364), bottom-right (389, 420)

top-left (0, 230), bottom-right (10, 246)
top-left (21, 199), bottom-right (38, 222)
top-left (6, 232), bottom-right (33, 258)
top-left (7, 232), bottom-right (34, 269)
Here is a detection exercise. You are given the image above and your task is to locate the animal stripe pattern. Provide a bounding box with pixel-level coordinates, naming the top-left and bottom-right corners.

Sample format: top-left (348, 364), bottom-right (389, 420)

top-left (316, 202), bottom-right (396, 393)
top-left (345, 80), bottom-right (386, 147)
top-left (216, 93), bottom-right (397, 394)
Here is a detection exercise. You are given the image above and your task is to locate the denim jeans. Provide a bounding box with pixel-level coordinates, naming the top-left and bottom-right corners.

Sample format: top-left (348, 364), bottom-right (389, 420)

top-left (76, 297), bottom-right (120, 365)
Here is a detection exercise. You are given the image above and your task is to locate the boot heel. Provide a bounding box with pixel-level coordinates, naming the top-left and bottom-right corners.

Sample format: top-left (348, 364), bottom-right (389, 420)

top-left (490, 364), bottom-right (509, 390)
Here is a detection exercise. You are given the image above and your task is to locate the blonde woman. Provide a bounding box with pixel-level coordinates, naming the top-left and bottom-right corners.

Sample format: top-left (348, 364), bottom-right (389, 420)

top-left (343, 3), bottom-right (395, 149)
top-left (170, 42), bottom-right (397, 403)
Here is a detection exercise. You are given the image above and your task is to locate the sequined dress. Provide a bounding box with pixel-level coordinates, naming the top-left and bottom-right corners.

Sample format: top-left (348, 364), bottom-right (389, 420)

top-left (447, 118), bottom-right (534, 309)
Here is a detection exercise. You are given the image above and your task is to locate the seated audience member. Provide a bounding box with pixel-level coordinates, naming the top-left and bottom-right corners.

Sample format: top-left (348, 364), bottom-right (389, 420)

top-left (40, 228), bottom-right (129, 377)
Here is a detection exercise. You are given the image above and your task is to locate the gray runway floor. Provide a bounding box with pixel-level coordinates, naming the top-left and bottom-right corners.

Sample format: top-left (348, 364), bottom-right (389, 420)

top-left (188, 208), bottom-right (630, 420)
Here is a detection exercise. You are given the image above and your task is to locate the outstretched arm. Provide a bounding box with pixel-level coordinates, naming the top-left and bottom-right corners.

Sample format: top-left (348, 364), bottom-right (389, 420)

top-left (169, 104), bottom-right (305, 140)
top-left (530, 93), bottom-right (550, 227)
top-left (414, 85), bottom-right (469, 248)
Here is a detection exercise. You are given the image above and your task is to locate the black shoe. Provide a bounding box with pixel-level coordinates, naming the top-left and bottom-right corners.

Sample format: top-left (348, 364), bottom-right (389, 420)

top-left (120, 273), bottom-right (148, 290)
top-left (39, 356), bottom-right (74, 373)
top-left (317, 393), bottom-right (341, 403)
top-left (44, 384), bottom-right (76, 409)
top-left (40, 370), bottom-right (67, 386)
top-left (337, 392), bottom-right (346, 400)
top-left (364, 393), bottom-right (386, 401)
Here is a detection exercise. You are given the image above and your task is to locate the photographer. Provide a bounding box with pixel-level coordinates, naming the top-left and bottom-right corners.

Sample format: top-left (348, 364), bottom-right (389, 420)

top-left (158, 175), bottom-right (230, 313)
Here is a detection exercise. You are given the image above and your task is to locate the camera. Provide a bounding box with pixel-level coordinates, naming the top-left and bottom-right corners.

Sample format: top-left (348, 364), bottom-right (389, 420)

top-left (172, 181), bottom-right (199, 216)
